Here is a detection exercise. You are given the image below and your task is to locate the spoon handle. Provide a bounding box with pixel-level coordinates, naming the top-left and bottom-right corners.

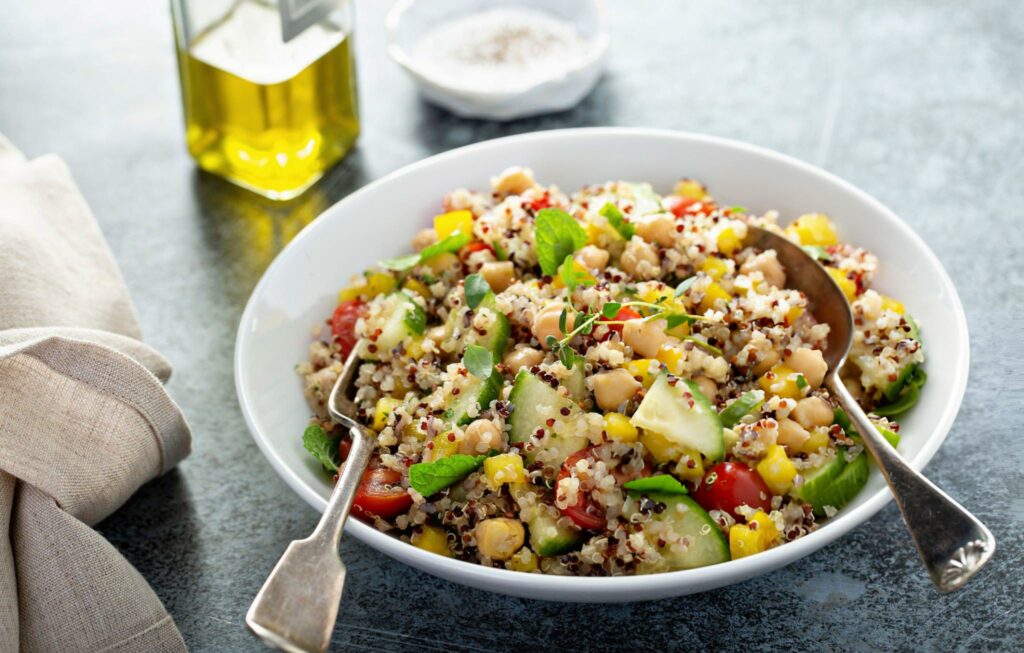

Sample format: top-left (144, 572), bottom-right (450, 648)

top-left (826, 374), bottom-right (995, 592)
top-left (246, 423), bottom-right (374, 652)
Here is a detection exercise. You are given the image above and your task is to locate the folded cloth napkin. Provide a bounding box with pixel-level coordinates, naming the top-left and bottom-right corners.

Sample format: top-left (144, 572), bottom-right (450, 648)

top-left (0, 134), bottom-right (192, 652)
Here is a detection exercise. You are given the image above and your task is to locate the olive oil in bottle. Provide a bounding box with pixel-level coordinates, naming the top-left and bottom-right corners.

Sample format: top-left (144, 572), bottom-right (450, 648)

top-left (174, 0), bottom-right (359, 200)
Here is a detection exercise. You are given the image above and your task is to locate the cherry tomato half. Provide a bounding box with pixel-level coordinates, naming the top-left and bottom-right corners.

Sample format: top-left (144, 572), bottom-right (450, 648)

top-left (602, 307), bottom-right (642, 339)
top-left (330, 299), bottom-right (365, 359)
top-left (352, 468), bottom-right (412, 519)
top-left (556, 447), bottom-right (652, 530)
top-left (691, 462), bottom-right (772, 518)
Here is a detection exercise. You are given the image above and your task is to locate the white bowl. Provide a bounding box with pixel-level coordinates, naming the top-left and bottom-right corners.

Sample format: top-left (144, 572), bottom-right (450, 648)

top-left (386, 0), bottom-right (609, 120)
top-left (235, 128), bottom-right (970, 602)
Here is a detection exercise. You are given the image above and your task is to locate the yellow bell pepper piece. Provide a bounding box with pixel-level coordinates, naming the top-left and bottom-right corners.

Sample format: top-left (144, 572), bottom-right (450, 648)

top-left (640, 430), bottom-right (683, 463)
top-left (655, 344), bottom-right (685, 375)
top-left (729, 510), bottom-right (779, 559)
top-left (412, 525), bottom-right (453, 557)
top-left (701, 256), bottom-right (729, 280)
top-left (625, 359), bottom-right (659, 389)
top-left (403, 277), bottom-right (431, 299)
top-left (716, 227), bottom-right (741, 256)
top-left (784, 305), bottom-right (804, 326)
top-left (483, 453), bottom-right (526, 488)
top-left (372, 397), bottom-right (402, 431)
top-left (429, 432), bottom-right (460, 460)
top-left (338, 272), bottom-right (396, 303)
top-left (758, 364), bottom-right (804, 400)
top-left (699, 282), bottom-right (732, 313)
top-left (785, 213), bottom-right (838, 246)
top-left (756, 445), bottom-right (797, 494)
top-left (507, 548), bottom-right (539, 572)
top-left (798, 428), bottom-right (830, 455)
top-left (880, 295), bottom-right (905, 314)
top-left (674, 178), bottom-right (707, 201)
top-left (674, 447), bottom-right (704, 483)
top-left (433, 210), bottom-right (474, 241)
top-left (826, 267), bottom-right (857, 301)
top-left (405, 336), bottom-right (426, 359)
top-left (604, 412), bottom-right (638, 442)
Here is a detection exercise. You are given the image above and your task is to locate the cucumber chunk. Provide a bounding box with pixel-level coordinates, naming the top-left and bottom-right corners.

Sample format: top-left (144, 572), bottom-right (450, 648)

top-left (443, 292), bottom-right (510, 358)
top-left (718, 390), bottom-right (765, 428)
top-left (793, 450), bottom-right (869, 517)
top-left (508, 369), bottom-right (588, 464)
top-left (445, 372), bottom-right (500, 426)
top-left (626, 493), bottom-right (729, 569)
top-left (527, 512), bottom-right (581, 557)
top-left (361, 291), bottom-right (426, 359)
top-left (630, 374), bottom-right (725, 461)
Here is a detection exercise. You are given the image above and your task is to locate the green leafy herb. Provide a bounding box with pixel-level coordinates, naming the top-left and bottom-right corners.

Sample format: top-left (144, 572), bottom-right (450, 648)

top-left (535, 208), bottom-right (586, 276)
top-left (664, 313), bottom-right (694, 330)
top-left (546, 309), bottom-right (598, 370)
top-left (623, 475), bottom-right (688, 496)
top-left (718, 391), bottom-right (765, 428)
top-left (802, 245), bottom-right (831, 261)
top-left (403, 299), bottom-right (426, 335)
top-left (795, 373), bottom-right (808, 390)
top-left (599, 202), bottom-right (636, 241)
top-left (674, 276), bottom-right (697, 297)
top-left (409, 454), bottom-right (487, 497)
top-left (727, 205), bottom-right (749, 214)
top-left (303, 424), bottom-right (339, 473)
top-left (601, 302), bottom-right (622, 319)
top-left (379, 230), bottom-right (471, 271)
top-left (559, 254), bottom-right (596, 292)
top-left (464, 274), bottom-right (491, 310)
top-left (874, 367), bottom-right (927, 417)
top-left (463, 345), bottom-right (494, 379)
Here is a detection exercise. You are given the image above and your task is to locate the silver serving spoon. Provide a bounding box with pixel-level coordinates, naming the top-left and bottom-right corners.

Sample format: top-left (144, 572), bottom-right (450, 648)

top-left (246, 344), bottom-right (375, 652)
top-left (745, 226), bottom-right (994, 592)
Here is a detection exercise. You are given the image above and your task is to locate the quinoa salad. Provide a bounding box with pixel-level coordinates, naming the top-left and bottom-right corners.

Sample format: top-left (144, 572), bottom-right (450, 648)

top-left (297, 167), bottom-right (925, 575)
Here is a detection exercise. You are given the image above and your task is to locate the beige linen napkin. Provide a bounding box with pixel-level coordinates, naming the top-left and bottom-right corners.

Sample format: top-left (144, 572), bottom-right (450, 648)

top-left (0, 134), bottom-right (191, 652)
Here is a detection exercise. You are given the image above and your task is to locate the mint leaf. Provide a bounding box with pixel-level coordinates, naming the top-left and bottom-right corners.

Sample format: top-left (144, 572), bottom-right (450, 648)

top-left (303, 424), bottom-right (339, 473)
top-left (558, 254), bottom-right (595, 292)
top-left (378, 253), bottom-right (421, 272)
top-left (599, 202), bottom-right (636, 241)
top-left (535, 208), bottom-right (586, 276)
top-left (409, 454), bottom-right (486, 496)
top-left (463, 345), bottom-right (493, 379)
top-left (664, 313), bottom-right (694, 330)
top-left (601, 302), bottom-right (622, 319)
top-left (718, 390), bottom-right (764, 428)
top-left (464, 274), bottom-right (491, 310)
top-left (674, 276), bottom-right (697, 297)
top-left (378, 230), bottom-right (471, 271)
top-left (402, 298), bottom-right (426, 335)
top-left (623, 474), bottom-right (688, 496)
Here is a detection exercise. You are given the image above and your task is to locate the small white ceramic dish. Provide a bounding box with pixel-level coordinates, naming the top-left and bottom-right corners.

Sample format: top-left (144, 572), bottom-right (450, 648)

top-left (386, 0), bottom-right (609, 120)
top-left (235, 128), bottom-right (970, 602)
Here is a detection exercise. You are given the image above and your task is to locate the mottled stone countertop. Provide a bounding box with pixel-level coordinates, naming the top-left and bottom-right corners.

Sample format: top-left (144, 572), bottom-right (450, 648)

top-left (2, 1), bottom-right (1022, 651)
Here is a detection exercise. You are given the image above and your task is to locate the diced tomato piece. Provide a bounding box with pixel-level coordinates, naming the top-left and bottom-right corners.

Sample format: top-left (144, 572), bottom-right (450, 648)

top-left (664, 195), bottom-right (717, 217)
top-left (459, 241), bottom-right (495, 259)
top-left (352, 468), bottom-right (412, 519)
top-left (529, 193), bottom-right (551, 211)
top-left (330, 299), bottom-right (365, 359)
top-left (602, 307), bottom-right (642, 339)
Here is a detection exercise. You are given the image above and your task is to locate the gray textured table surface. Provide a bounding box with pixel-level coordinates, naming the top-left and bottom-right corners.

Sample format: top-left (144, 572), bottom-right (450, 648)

top-left (2, 1), bottom-right (1023, 651)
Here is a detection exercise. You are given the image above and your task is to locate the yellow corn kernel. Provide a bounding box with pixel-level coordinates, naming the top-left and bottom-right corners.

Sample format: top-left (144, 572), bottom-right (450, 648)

top-left (372, 397), bottom-right (402, 431)
top-left (699, 281), bottom-right (732, 313)
top-left (756, 445), bottom-right (797, 495)
top-left (483, 453), bottom-right (526, 488)
top-left (784, 305), bottom-right (804, 326)
top-left (674, 447), bottom-right (704, 483)
top-left (403, 277), bottom-right (431, 299)
top-left (880, 295), bottom-right (905, 315)
top-left (429, 432), bottom-right (460, 460)
top-left (640, 430), bottom-right (683, 463)
top-left (507, 548), bottom-right (539, 572)
top-left (798, 427), bottom-right (830, 455)
top-left (701, 256), bottom-right (729, 280)
top-left (674, 178), bottom-right (707, 200)
top-left (826, 267), bottom-right (857, 301)
top-left (412, 525), bottom-right (453, 557)
top-left (717, 227), bottom-right (741, 256)
top-left (758, 364), bottom-right (804, 400)
top-left (655, 344), bottom-right (685, 375)
top-left (625, 359), bottom-right (659, 389)
top-left (604, 412), bottom-right (638, 442)
top-left (433, 210), bottom-right (474, 241)
top-left (785, 213), bottom-right (838, 246)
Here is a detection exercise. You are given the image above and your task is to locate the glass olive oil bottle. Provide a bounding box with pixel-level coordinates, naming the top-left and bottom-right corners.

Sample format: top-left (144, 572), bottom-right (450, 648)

top-left (173, 0), bottom-right (359, 200)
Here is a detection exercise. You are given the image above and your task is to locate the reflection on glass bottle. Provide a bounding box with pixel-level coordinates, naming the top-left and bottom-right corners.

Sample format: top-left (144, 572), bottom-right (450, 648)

top-left (173, 0), bottom-right (359, 200)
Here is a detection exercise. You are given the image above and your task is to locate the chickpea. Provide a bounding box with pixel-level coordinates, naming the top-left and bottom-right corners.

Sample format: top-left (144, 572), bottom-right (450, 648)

top-left (576, 245), bottom-right (610, 271)
top-left (411, 228), bottom-right (438, 252)
top-left (622, 318), bottom-right (669, 358)
top-left (740, 250), bottom-right (786, 289)
top-left (693, 376), bottom-right (718, 401)
top-left (752, 348), bottom-right (780, 376)
top-left (592, 369), bottom-right (642, 411)
top-left (503, 346), bottom-right (544, 375)
top-left (532, 304), bottom-right (573, 348)
top-left (491, 167), bottom-right (537, 196)
top-left (619, 237), bottom-right (661, 279)
top-left (460, 419), bottom-right (506, 455)
top-left (480, 261), bottom-right (515, 292)
top-left (784, 348), bottom-right (828, 388)
top-left (635, 214), bottom-right (676, 247)
top-left (791, 396), bottom-right (833, 429)
top-left (776, 417), bottom-right (810, 450)
top-left (475, 518), bottom-right (525, 561)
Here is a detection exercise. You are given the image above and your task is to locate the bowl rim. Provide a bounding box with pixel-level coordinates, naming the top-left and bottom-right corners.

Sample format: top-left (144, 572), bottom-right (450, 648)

top-left (235, 127), bottom-right (970, 601)
top-left (385, 0), bottom-right (611, 98)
